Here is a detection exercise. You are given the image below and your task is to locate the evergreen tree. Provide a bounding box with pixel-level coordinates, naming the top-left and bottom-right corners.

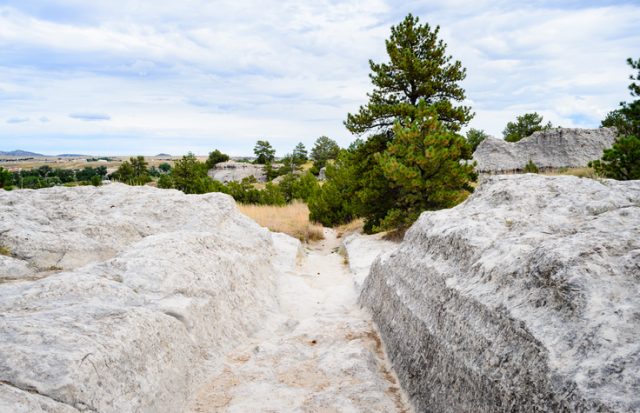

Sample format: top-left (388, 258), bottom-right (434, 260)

top-left (292, 142), bottom-right (308, 165)
top-left (205, 149), bottom-right (230, 169)
top-left (601, 57), bottom-right (640, 137)
top-left (593, 57), bottom-right (640, 180)
top-left (502, 113), bottom-right (552, 142)
top-left (172, 153), bottom-right (215, 194)
top-left (465, 128), bottom-right (489, 152)
top-left (310, 136), bottom-right (340, 170)
top-left (345, 13), bottom-right (472, 135)
top-left (324, 14), bottom-right (473, 232)
top-left (253, 140), bottom-right (276, 164)
top-left (589, 135), bottom-right (640, 180)
top-left (376, 101), bottom-right (475, 231)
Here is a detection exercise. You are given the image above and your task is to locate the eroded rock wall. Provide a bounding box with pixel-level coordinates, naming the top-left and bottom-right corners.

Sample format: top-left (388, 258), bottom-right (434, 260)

top-left (208, 160), bottom-right (267, 182)
top-left (360, 174), bottom-right (640, 412)
top-left (0, 184), bottom-right (298, 412)
top-left (473, 127), bottom-right (616, 172)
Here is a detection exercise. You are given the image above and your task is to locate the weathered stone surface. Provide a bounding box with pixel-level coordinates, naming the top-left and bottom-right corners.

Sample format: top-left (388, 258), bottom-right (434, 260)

top-left (318, 167), bottom-right (327, 181)
top-left (0, 184), bottom-right (299, 412)
top-left (360, 174), bottom-right (640, 412)
top-left (342, 232), bottom-right (398, 290)
top-left (208, 160), bottom-right (266, 182)
top-left (473, 127), bottom-right (616, 172)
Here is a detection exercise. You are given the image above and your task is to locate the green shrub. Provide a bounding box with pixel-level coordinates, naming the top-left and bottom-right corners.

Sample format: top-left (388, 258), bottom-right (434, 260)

top-left (589, 135), bottom-right (640, 180)
top-left (90, 175), bottom-right (103, 186)
top-left (524, 159), bottom-right (539, 173)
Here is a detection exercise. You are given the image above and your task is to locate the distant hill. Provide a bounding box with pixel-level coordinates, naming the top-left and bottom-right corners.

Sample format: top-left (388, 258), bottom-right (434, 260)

top-left (155, 153), bottom-right (172, 157)
top-left (0, 150), bottom-right (45, 157)
top-left (56, 154), bottom-right (89, 157)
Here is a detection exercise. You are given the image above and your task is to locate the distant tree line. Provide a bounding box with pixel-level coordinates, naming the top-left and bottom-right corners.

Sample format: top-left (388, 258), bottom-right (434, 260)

top-left (0, 165), bottom-right (108, 189)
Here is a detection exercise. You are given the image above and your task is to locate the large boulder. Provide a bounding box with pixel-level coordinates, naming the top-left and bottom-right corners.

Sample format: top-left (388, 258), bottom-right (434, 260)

top-left (360, 174), bottom-right (640, 412)
top-left (473, 127), bottom-right (616, 173)
top-left (208, 160), bottom-right (267, 182)
top-left (0, 184), bottom-right (299, 412)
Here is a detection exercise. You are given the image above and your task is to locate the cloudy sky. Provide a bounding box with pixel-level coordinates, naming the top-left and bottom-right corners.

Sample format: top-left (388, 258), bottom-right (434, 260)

top-left (0, 0), bottom-right (638, 156)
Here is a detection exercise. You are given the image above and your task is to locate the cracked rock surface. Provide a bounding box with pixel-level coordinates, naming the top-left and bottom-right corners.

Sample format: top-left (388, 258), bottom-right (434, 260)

top-left (0, 184), bottom-right (298, 412)
top-left (360, 174), bottom-right (640, 412)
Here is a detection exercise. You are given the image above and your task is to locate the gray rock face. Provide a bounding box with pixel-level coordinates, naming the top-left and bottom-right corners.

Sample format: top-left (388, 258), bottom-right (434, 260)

top-left (360, 174), bottom-right (640, 412)
top-left (208, 160), bottom-right (266, 182)
top-left (0, 184), bottom-right (299, 412)
top-left (473, 127), bottom-right (616, 172)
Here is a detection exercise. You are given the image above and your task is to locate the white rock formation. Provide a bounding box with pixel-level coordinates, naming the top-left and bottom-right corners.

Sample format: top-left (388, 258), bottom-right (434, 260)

top-left (360, 174), bottom-right (640, 412)
top-left (473, 127), bottom-right (616, 173)
top-left (208, 160), bottom-right (267, 182)
top-left (0, 184), bottom-right (299, 412)
top-left (341, 232), bottom-right (398, 290)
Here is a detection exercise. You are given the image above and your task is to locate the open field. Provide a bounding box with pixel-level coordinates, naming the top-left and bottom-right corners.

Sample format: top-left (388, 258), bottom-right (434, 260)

top-left (0, 155), bottom-right (181, 173)
top-left (238, 201), bottom-right (324, 242)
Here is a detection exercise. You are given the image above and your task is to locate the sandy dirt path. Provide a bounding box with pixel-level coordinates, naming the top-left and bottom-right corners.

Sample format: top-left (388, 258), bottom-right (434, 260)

top-left (188, 228), bottom-right (410, 413)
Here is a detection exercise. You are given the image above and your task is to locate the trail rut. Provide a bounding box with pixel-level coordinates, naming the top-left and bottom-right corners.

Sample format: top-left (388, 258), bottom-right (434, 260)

top-left (188, 228), bottom-right (410, 413)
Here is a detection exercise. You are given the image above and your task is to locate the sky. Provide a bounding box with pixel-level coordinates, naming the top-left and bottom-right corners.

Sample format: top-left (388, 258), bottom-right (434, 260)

top-left (0, 0), bottom-right (638, 156)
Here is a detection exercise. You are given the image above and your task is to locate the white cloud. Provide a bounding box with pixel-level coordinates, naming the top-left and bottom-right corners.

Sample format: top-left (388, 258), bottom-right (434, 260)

top-left (0, 1), bottom-right (638, 153)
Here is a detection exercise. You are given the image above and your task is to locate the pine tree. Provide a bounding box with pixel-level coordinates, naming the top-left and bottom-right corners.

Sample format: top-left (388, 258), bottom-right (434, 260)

top-left (376, 101), bottom-right (476, 231)
top-left (253, 140), bottom-right (276, 164)
top-left (502, 113), bottom-right (552, 142)
top-left (345, 13), bottom-right (472, 135)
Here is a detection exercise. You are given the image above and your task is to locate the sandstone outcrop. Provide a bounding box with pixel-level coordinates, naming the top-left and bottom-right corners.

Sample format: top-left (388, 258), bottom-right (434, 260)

top-left (360, 174), bottom-right (640, 412)
top-left (341, 232), bottom-right (398, 290)
top-left (208, 160), bottom-right (267, 182)
top-left (473, 127), bottom-right (616, 172)
top-left (0, 184), bottom-right (299, 412)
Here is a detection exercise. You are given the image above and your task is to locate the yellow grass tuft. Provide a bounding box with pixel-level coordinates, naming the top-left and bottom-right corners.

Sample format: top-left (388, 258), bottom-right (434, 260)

top-left (0, 245), bottom-right (11, 256)
top-left (542, 167), bottom-right (598, 179)
top-left (238, 201), bottom-right (324, 242)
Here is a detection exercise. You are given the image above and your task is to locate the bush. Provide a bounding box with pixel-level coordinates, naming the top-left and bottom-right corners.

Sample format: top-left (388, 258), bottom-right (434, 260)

top-left (589, 135), bottom-right (640, 180)
top-left (308, 153), bottom-right (357, 227)
top-left (205, 149), bottom-right (230, 169)
top-left (90, 175), bottom-right (103, 186)
top-left (524, 159), bottom-right (539, 173)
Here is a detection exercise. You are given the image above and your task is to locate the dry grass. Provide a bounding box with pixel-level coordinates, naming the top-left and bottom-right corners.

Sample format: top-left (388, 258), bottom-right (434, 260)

top-left (542, 167), bottom-right (598, 179)
top-left (334, 219), bottom-right (364, 238)
top-left (238, 201), bottom-right (324, 242)
top-left (0, 156), bottom-right (177, 172)
top-left (0, 245), bottom-right (11, 256)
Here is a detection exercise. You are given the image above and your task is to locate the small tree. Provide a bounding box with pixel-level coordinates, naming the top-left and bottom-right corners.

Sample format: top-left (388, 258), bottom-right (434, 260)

top-left (130, 156), bottom-right (150, 184)
top-left (593, 57), bottom-right (640, 180)
top-left (376, 101), bottom-right (476, 231)
top-left (503, 113), bottom-right (553, 142)
top-left (253, 140), bottom-right (276, 164)
top-left (158, 162), bottom-right (172, 173)
top-left (589, 135), bottom-right (640, 180)
top-left (205, 149), bottom-right (230, 169)
top-left (292, 142), bottom-right (308, 165)
top-left (113, 161), bottom-right (134, 184)
top-left (310, 136), bottom-right (340, 171)
top-left (465, 128), bottom-right (489, 152)
top-left (172, 153), bottom-right (214, 194)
